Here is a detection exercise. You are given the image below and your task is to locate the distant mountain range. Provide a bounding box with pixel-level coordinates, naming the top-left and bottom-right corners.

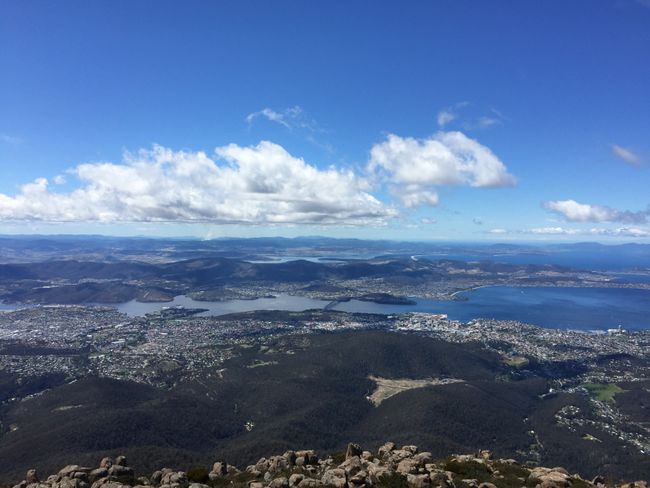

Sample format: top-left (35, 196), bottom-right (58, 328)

top-left (0, 254), bottom-right (604, 304)
top-left (1, 235), bottom-right (649, 270)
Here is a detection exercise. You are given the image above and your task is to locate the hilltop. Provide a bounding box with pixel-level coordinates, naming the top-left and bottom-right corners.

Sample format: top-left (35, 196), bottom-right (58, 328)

top-left (7, 442), bottom-right (647, 488)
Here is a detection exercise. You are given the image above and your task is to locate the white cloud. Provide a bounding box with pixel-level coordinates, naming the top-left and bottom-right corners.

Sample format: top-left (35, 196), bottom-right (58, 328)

top-left (245, 106), bottom-right (316, 132)
top-left (543, 199), bottom-right (648, 224)
top-left (543, 200), bottom-right (614, 222)
top-left (246, 108), bottom-right (292, 128)
top-left (437, 110), bottom-right (456, 127)
top-left (588, 227), bottom-right (650, 238)
top-left (397, 186), bottom-right (439, 208)
top-left (436, 103), bottom-right (504, 130)
top-left (611, 144), bottom-right (641, 165)
top-left (435, 101), bottom-right (473, 128)
top-left (529, 227), bottom-right (579, 235)
top-left (494, 226), bottom-right (650, 238)
top-left (0, 142), bottom-right (396, 226)
top-left (476, 116), bottom-right (500, 128)
top-left (246, 106), bottom-right (331, 151)
top-left (369, 131), bottom-right (516, 207)
top-left (53, 175), bottom-right (66, 185)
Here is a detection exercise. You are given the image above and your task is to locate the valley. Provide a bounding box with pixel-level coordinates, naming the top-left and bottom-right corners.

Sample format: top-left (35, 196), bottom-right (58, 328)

top-left (1, 238), bottom-right (649, 482)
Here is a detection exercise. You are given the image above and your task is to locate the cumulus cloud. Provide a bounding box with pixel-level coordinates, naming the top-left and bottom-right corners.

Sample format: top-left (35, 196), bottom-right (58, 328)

top-left (529, 227), bottom-right (579, 235)
top-left (543, 199), bottom-right (649, 224)
top-left (543, 200), bottom-right (615, 222)
top-left (536, 227), bottom-right (650, 238)
top-left (611, 144), bottom-right (642, 165)
top-left (590, 227), bottom-right (650, 237)
top-left (369, 131), bottom-right (516, 207)
top-left (398, 186), bottom-right (440, 208)
top-left (0, 142), bottom-right (396, 226)
top-left (493, 226), bottom-right (650, 238)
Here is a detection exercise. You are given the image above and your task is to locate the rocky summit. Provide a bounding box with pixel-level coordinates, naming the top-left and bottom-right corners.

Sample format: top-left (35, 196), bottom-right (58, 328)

top-left (8, 443), bottom-right (648, 488)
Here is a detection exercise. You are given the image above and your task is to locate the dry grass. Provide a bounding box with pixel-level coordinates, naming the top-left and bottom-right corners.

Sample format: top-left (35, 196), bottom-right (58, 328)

top-left (367, 375), bottom-right (464, 406)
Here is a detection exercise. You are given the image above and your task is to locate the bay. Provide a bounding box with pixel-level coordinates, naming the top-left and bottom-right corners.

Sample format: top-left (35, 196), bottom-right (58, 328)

top-left (114, 287), bottom-right (650, 331)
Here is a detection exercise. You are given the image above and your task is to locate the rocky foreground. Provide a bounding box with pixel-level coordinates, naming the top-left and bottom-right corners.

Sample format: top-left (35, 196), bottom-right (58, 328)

top-left (9, 443), bottom-right (648, 488)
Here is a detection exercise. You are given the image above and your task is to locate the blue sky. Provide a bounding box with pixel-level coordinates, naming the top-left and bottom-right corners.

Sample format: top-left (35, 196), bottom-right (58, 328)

top-left (1, 0), bottom-right (649, 241)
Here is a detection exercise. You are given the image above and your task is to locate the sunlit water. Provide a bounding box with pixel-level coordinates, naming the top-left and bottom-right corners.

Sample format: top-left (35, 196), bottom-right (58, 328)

top-left (3, 287), bottom-right (649, 330)
top-left (111, 287), bottom-right (650, 330)
top-left (115, 293), bottom-right (330, 317)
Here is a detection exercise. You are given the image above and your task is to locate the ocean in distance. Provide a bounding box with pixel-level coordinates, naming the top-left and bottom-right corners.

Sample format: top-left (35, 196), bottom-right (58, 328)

top-left (110, 286), bottom-right (650, 331)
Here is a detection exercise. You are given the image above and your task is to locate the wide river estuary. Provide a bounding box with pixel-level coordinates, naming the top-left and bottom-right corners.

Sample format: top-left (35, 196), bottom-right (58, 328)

top-left (108, 286), bottom-right (650, 331)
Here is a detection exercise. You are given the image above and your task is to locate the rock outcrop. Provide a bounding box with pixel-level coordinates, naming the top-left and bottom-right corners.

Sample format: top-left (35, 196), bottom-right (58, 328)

top-left (10, 443), bottom-right (648, 488)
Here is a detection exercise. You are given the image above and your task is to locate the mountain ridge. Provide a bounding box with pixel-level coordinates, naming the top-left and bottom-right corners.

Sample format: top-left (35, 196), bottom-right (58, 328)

top-left (6, 442), bottom-right (648, 488)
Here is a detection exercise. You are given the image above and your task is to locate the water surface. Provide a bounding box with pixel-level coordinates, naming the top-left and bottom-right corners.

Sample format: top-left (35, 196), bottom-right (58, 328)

top-left (0, 302), bottom-right (20, 311)
top-left (116, 293), bottom-right (330, 317)
top-left (115, 287), bottom-right (650, 330)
